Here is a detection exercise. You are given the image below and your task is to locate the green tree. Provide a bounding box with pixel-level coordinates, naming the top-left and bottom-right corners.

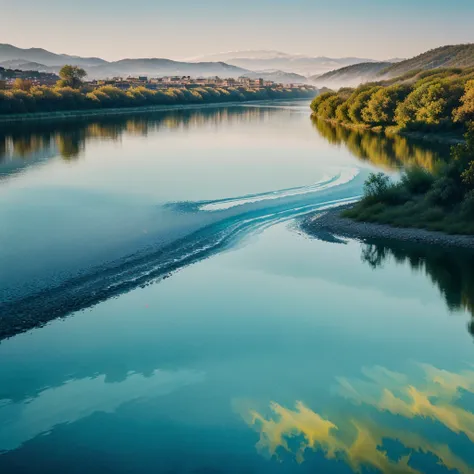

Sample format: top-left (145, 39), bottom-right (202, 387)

top-left (348, 87), bottom-right (380, 124)
top-left (335, 101), bottom-right (350, 122)
top-left (395, 81), bottom-right (463, 128)
top-left (362, 85), bottom-right (411, 125)
top-left (458, 124), bottom-right (474, 187)
top-left (453, 80), bottom-right (474, 123)
top-left (363, 172), bottom-right (392, 198)
top-left (57, 65), bottom-right (87, 89)
top-left (318, 95), bottom-right (344, 119)
top-left (310, 92), bottom-right (336, 114)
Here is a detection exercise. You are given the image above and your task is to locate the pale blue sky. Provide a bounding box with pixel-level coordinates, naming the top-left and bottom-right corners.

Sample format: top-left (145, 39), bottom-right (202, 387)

top-left (0, 0), bottom-right (473, 60)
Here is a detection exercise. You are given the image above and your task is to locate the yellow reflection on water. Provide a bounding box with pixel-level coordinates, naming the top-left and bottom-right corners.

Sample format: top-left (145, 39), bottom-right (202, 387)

top-left (311, 118), bottom-right (447, 172)
top-left (244, 365), bottom-right (474, 473)
top-left (0, 107), bottom-right (274, 162)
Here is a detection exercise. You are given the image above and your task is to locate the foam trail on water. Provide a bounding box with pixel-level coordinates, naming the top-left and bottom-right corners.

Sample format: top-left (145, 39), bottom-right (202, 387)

top-left (0, 166), bottom-right (365, 341)
top-left (200, 168), bottom-right (359, 211)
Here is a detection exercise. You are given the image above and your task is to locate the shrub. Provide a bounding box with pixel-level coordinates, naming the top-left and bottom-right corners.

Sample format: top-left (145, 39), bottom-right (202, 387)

top-left (427, 177), bottom-right (463, 207)
top-left (363, 172), bottom-right (392, 199)
top-left (318, 95), bottom-right (344, 119)
top-left (348, 87), bottom-right (381, 124)
top-left (453, 80), bottom-right (474, 122)
top-left (400, 166), bottom-right (435, 194)
top-left (310, 92), bottom-right (336, 114)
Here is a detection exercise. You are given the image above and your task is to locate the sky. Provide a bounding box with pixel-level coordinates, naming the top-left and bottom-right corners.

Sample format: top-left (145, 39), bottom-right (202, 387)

top-left (0, 0), bottom-right (473, 61)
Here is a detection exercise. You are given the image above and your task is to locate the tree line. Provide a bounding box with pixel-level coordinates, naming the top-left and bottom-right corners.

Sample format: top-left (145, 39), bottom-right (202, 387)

top-left (0, 66), bottom-right (316, 115)
top-left (311, 67), bottom-right (474, 132)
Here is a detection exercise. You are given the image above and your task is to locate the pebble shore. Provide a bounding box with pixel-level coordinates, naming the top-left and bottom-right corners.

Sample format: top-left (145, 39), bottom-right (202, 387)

top-left (301, 205), bottom-right (474, 249)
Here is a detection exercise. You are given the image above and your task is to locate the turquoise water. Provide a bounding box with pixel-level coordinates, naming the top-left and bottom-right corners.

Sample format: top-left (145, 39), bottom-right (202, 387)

top-left (1, 102), bottom-right (473, 473)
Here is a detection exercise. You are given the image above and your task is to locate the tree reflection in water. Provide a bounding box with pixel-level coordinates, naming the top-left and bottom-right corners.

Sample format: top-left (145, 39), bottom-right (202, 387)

top-left (311, 117), bottom-right (450, 172)
top-left (360, 238), bottom-right (474, 339)
top-left (0, 107), bottom-right (276, 163)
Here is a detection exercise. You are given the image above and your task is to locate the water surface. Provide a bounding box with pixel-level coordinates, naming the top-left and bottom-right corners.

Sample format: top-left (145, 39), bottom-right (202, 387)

top-left (1, 102), bottom-right (472, 474)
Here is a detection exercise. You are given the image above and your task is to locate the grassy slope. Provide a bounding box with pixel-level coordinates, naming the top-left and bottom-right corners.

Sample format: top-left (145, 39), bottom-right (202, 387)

top-left (380, 44), bottom-right (474, 78)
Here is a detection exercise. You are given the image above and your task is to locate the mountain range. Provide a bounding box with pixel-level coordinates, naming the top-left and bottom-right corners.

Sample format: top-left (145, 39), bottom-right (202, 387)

top-left (0, 45), bottom-right (251, 80)
top-left (3, 43), bottom-right (472, 89)
top-left (0, 44), bottom-right (376, 83)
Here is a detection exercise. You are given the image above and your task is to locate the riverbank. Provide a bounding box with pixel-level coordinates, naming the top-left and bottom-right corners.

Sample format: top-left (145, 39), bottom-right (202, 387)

top-left (0, 99), bottom-right (292, 124)
top-left (301, 204), bottom-right (474, 249)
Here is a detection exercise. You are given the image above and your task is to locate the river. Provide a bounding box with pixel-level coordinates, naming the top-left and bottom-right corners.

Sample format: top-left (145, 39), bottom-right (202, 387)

top-left (1, 101), bottom-right (473, 473)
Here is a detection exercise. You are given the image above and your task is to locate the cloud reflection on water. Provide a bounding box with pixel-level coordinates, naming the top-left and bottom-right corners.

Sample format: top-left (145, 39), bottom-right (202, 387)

top-left (244, 364), bottom-right (474, 473)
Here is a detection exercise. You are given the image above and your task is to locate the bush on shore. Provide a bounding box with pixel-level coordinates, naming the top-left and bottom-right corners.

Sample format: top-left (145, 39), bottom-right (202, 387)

top-left (343, 123), bottom-right (474, 234)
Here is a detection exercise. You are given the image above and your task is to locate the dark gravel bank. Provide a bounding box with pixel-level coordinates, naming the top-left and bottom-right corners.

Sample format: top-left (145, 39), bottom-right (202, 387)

top-left (301, 204), bottom-right (474, 249)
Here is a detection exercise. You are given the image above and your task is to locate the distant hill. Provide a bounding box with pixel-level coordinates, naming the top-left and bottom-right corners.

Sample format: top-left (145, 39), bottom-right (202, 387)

top-left (86, 59), bottom-right (249, 79)
top-left (0, 60), bottom-right (57, 73)
top-left (0, 44), bottom-right (107, 67)
top-left (310, 62), bottom-right (393, 88)
top-left (308, 44), bottom-right (474, 88)
top-left (189, 50), bottom-right (378, 76)
top-left (243, 69), bottom-right (308, 84)
top-left (379, 44), bottom-right (474, 78)
top-left (0, 44), bottom-right (251, 80)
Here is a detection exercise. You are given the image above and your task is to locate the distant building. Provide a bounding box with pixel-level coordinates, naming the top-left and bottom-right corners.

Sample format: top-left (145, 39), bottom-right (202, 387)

top-left (81, 74), bottom-right (314, 93)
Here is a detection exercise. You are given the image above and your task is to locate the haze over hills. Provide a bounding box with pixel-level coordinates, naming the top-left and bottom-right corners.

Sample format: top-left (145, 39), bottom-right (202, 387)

top-left (310, 44), bottom-right (474, 88)
top-left (310, 62), bottom-right (393, 88)
top-left (0, 59), bottom-right (57, 73)
top-left (187, 50), bottom-right (379, 76)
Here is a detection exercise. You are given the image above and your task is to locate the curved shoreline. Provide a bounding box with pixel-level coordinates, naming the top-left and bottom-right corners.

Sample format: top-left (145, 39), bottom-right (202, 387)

top-left (301, 204), bottom-right (474, 249)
